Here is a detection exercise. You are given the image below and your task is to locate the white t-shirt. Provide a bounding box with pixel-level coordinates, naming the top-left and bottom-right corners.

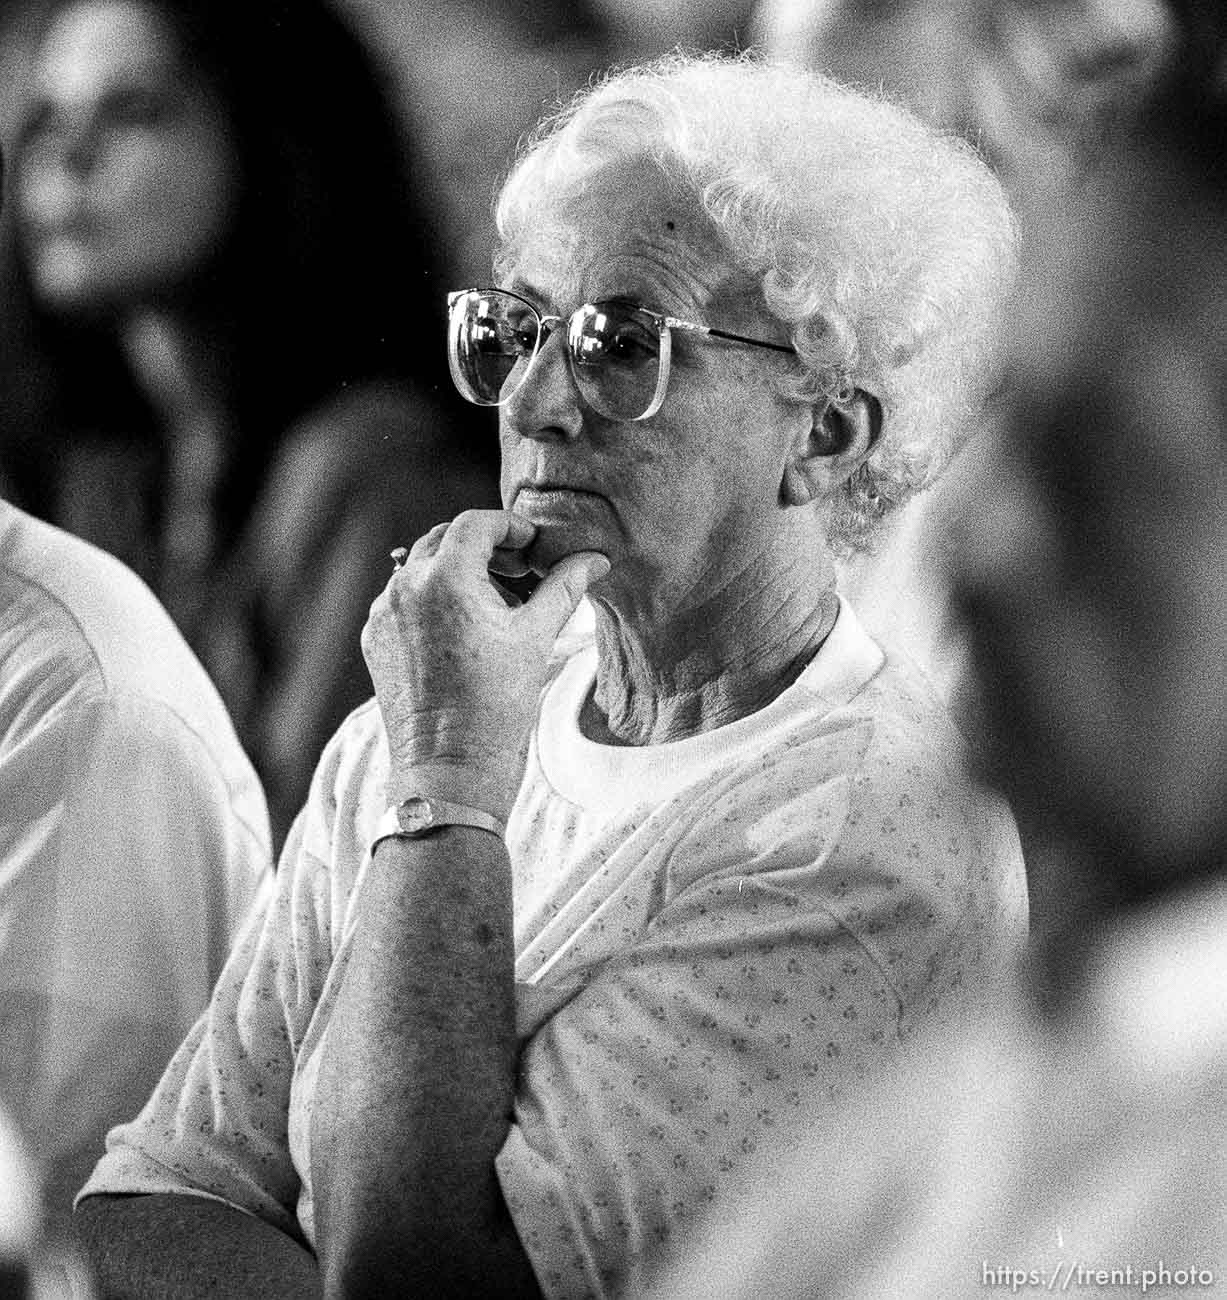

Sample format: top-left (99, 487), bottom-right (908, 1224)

top-left (81, 598), bottom-right (1027, 1297)
top-left (0, 503), bottom-right (272, 1230)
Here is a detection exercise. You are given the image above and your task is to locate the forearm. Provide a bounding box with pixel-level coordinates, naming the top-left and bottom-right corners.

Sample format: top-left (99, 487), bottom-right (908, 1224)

top-left (75, 1194), bottom-right (320, 1299)
top-left (311, 826), bottom-right (540, 1299)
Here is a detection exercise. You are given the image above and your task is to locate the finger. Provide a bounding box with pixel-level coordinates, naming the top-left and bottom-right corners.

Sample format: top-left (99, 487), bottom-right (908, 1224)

top-left (408, 520), bottom-right (452, 562)
top-left (488, 545), bottom-right (532, 579)
top-left (436, 509), bottom-right (536, 562)
top-left (523, 551), bottom-right (610, 637)
top-left (489, 569), bottom-right (539, 608)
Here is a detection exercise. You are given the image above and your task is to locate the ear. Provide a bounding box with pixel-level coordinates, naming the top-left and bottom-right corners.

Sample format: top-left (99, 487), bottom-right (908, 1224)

top-left (780, 389), bottom-right (883, 507)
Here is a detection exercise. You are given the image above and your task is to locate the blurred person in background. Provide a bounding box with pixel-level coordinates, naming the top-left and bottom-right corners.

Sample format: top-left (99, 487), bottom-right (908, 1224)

top-left (75, 53), bottom-right (1026, 1298)
top-left (0, 127), bottom-right (271, 1247)
top-left (359, 0), bottom-right (618, 288)
top-left (363, 0), bottom-right (763, 291)
top-left (0, 0), bottom-right (496, 843)
top-left (753, 0), bottom-right (1174, 207)
top-left (657, 4), bottom-right (1227, 1294)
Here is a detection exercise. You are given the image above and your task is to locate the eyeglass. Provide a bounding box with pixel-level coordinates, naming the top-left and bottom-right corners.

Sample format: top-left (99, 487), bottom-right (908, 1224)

top-left (447, 287), bottom-right (798, 422)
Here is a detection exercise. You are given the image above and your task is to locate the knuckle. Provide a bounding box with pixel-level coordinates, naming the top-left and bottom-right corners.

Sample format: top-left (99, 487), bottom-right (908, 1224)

top-left (448, 508), bottom-right (485, 537)
top-left (410, 520), bottom-right (449, 555)
top-left (359, 619), bottom-right (377, 659)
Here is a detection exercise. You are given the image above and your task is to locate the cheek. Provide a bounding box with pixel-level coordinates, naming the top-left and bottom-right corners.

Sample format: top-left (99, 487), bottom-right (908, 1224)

top-left (102, 128), bottom-right (238, 260)
top-left (497, 421), bottom-right (527, 506)
top-left (19, 127), bottom-right (239, 310)
top-left (498, 452), bottom-right (517, 508)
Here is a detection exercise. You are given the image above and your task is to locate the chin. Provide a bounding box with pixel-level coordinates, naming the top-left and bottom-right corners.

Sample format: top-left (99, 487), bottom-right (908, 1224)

top-left (32, 258), bottom-right (133, 317)
top-left (512, 494), bottom-right (612, 574)
top-left (31, 255), bottom-right (94, 309)
top-left (524, 526), bottom-right (598, 575)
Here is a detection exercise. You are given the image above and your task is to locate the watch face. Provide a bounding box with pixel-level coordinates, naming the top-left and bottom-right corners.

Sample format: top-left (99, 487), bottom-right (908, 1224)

top-left (397, 796), bottom-right (436, 834)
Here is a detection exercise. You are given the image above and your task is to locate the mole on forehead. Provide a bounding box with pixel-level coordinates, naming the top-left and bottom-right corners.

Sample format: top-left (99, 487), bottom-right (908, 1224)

top-left (508, 201), bottom-right (727, 312)
top-left (552, 155), bottom-right (714, 233)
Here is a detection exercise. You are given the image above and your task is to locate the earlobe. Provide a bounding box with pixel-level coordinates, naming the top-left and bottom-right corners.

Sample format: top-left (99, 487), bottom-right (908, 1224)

top-left (781, 389), bottom-right (883, 506)
top-left (780, 461), bottom-right (814, 506)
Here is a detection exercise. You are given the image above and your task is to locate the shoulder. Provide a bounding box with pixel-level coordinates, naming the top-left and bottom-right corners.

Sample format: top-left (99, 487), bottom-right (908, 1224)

top-left (1, 502), bottom-right (193, 692)
top-left (795, 601), bottom-right (987, 803)
top-left (826, 639), bottom-right (1024, 908)
top-left (0, 503), bottom-right (267, 817)
top-left (783, 601), bottom-right (1026, 939)
top-left (850, 645), bottom-right (1021, 875)
top-left (783, 600), bottom-right (973, 799)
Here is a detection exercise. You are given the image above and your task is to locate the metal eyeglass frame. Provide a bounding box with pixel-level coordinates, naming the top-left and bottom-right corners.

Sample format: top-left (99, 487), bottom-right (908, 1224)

top-left (448, 287), bottom-right (798, 421)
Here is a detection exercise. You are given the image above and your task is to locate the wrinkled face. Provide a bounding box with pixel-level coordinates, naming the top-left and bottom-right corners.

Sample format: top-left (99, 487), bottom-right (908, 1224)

top-left (943, 150), bottom-right (1227, 878)
top-left (497, 156), bottom-right (810, 612)
top-left (17, 0), bottom-right (239, 313)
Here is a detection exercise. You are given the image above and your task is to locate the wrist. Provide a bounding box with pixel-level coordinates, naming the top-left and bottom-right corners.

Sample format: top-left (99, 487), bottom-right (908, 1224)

top-left (384, 761), bottom-right (521, 826)
top-left (372, 797), bottom-right (506, 853)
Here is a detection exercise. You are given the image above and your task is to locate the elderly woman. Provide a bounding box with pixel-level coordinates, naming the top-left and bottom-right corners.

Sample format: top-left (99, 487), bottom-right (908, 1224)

top-left (76, 54), bottom-right (1025, 1298)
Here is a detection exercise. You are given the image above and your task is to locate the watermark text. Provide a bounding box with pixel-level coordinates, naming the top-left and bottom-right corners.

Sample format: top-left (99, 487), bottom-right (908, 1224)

top-left (980, 1260), bottom-right (1217, 1293)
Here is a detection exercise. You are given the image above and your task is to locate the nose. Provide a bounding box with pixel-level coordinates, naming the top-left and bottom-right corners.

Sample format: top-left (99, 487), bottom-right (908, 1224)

top-left (501, 319), bottom-right (585, 444)
top-left (60, 125), bottom-right (101, 177)
top-left (31, 111), bottom-right (103, 180)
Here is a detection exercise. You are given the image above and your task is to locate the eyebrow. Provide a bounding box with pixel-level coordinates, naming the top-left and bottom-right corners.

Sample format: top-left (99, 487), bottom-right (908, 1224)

top-left (504, 278), bottom-right (547, 309)
top-left (600, 293), bottom-right (660, 312)
top-left (502, 282), bottom-right (666, 317)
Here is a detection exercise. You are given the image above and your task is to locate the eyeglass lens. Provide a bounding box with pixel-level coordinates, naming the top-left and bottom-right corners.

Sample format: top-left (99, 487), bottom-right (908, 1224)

top-left (448, 290), bottom-right (666, 421)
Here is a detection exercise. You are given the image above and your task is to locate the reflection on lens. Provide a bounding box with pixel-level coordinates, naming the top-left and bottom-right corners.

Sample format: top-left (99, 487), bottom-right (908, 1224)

top-left (569, 303), bottom-right (662, 420)
top-left (449, 290), bottom-right (537, 405)
top-left (447, 289), bottom-right (669, 420)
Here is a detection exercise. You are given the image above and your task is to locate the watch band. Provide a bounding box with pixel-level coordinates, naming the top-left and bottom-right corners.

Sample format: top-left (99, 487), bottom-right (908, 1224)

top-left (371, 795), bottom-right (505, 854)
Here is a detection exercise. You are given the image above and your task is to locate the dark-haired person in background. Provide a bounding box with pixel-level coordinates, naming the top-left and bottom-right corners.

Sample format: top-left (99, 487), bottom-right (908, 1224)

top-left (0, 0), bottom-right (496, 841)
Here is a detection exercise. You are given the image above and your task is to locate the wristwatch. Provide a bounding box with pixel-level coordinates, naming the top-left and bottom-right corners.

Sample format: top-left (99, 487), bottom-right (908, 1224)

top-left (371, 796), bottom-right (505, 854)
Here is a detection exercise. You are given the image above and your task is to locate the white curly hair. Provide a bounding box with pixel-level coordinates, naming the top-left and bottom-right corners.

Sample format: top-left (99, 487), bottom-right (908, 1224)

top-left (494, 52), bottom-right (1019, 554)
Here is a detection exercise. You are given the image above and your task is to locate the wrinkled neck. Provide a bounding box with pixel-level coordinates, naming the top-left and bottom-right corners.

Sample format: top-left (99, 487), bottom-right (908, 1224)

top-left (583, 544), bottom-right (839, 746)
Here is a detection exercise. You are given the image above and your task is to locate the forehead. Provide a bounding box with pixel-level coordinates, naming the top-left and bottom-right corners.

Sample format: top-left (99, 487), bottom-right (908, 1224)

top-left (502, 155), bottom-right (742, 316)
top-left (37, 0), bottom-right (177, 98)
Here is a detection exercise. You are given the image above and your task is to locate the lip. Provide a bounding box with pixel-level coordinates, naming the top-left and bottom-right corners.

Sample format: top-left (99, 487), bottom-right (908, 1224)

top-left (513, 481), bottom-right (605, 506)
top-left (27, 209), bottom-right (106, 246)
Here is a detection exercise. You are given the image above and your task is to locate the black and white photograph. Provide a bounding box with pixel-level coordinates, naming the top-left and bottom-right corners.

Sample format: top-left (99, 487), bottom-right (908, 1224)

top-left (0, 1), bottom-right (1222, 1296)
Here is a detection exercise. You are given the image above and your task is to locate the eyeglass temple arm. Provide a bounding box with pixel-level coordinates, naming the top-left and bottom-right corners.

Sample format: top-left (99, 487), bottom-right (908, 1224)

top-left (664, 318), bottom-right (797, 356)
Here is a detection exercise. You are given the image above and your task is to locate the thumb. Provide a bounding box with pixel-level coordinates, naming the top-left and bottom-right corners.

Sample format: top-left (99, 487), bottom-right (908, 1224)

top-left (522, 550), bottom-right (610, 638)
